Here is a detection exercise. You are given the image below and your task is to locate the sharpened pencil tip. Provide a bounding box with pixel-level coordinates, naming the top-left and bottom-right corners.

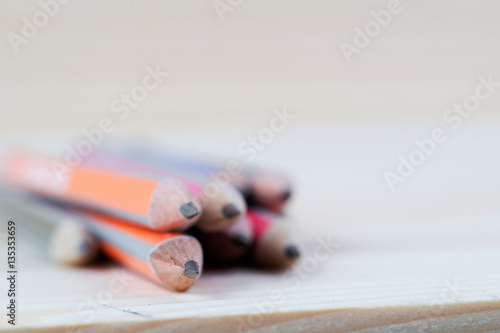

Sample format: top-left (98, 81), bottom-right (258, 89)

top-left (222, 204), bottom-right (241, 219)
top-left (180, 202), bottom-right (199, 219)
top-left (282, 190), bottom-right (292, 201)
top-left (284, 245), bottom-right (300, 259)
top-left (233, 234), bottom-right (252, 247)
top-left (183, 260), bottom-right (200, 279)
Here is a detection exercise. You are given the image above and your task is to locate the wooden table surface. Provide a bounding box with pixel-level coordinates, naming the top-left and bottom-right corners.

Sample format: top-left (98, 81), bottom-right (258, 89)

top-left (2, 208), bottom-right (500, 332)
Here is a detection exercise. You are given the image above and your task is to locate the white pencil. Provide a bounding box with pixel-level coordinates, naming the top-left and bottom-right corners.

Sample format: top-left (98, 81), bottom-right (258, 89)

top-left (0, 193), bottom-right (99, 266)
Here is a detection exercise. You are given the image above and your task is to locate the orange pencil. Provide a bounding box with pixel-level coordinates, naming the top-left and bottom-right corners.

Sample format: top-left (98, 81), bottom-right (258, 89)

top-left (88, 140), bottom-right (247, 232)
top-left (79, 209), bottom-right (203, 292)
top-left (0, 149), bottom-right (202, 231)
top-left (27, 199), bottom-right (203, 292)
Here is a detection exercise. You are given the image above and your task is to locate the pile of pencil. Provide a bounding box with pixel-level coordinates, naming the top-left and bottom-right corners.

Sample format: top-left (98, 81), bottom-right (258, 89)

top-left (0, 139), bottom-right (300, 292)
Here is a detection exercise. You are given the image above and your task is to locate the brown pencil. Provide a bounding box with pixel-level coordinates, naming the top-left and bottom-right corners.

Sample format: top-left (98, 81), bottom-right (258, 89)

top-left (15, 197), bottom-right (204, 292)
top-left (192, 214), bottom-right (253, 264)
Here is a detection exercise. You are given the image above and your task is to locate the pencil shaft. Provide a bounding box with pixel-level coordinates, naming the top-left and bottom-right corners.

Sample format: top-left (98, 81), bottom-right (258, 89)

top-left (0, 193), bottom-right (99, 265)
top-left (95, 140), bottom-right (212, 184)
top-left (84, 152), bottom-right (202, 195)
top-left (0, 150), bottom-right (201, 231)
top-left (96, 139), bottom-right (291, 212)
top-left (88, 144), bottom-right (246, 232)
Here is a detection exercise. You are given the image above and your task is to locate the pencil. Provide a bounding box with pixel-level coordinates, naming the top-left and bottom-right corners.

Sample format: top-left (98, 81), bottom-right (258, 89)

top-left (95, 138), bottom-right (291, 213)
top-left (88, 142), bottom-right (246, 232)
top-left (22, 198), bottom-right (203, 292)
top-left (77, 208), bottom-right (203, 292)
top-left (247, 209), bottom-right (300, 269)
top-left (191, 214), bottom-right (253, 264)
top-left (246, 170), bottom-right (292, 213)
top-left (0, 149), bottom-right (202, 231)
top-left (0, 193), bottom-right (98, 266)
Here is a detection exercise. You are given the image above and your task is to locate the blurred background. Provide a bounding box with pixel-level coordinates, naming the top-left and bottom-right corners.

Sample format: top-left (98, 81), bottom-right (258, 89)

top-left (1, 0), bottom-right (499, 240)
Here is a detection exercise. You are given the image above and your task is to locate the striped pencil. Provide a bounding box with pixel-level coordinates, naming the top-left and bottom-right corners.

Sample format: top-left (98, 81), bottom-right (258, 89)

top-left (95, 138), bottom-right (292, 213)
top-left (87, 141), bottom-right (247, 232)
top-left (0, 149), bottom-right (202, 231)
top-left (76, 208), bottom-right (204, 291)
top-left (4, 194), bottom-right (203, 292)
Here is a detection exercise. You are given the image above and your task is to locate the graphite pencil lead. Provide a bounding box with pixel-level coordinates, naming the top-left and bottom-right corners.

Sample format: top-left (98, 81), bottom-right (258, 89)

top-left (282, 190), bottom-right (292, 201)
top-left (284, 245), bottom-right (300, 259)
top-left (180, 202), bottom-right (199, 219)
top-left (183, 260), bottom-right (200, 279)
top-left (222, 203), bottom-right (241, 219)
